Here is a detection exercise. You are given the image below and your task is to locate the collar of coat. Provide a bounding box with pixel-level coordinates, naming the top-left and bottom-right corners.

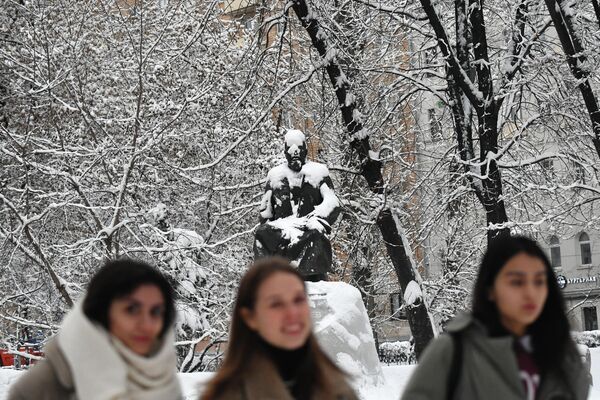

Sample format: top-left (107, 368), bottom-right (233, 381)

top-left (43, 338), bottom-right (75, 390)
top-left (239, 350), bottom-right (357, 400)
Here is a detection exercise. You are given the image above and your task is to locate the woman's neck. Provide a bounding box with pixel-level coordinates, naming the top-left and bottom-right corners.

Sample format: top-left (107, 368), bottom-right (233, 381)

top-left (258, 336), bottom-right (309, 381)
top-left (500, 316), bottom-right (527, 337)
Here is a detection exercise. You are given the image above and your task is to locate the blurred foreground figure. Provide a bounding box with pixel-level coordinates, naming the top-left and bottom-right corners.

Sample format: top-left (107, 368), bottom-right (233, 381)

top-left (9, 259), bottom-right (182, 400)
top-left (253, 130), bottom-right (340, 282)
top-left (201, 257), bottom-right (358, 400)
top-left (402, 236), bottom-right (590, 400)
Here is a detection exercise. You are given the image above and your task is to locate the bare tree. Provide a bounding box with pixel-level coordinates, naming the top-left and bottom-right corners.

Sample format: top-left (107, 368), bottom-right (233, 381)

top-left (543, 0), bottom-right (600, 158)
top-left (290, 0), bottom-right (436, 357)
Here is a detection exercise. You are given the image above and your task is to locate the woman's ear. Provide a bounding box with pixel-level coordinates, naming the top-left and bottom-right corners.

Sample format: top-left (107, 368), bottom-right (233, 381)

top-left (240, 307), bottom-right (257, 330)
top-left (488, 288), bottom-right (495, 302)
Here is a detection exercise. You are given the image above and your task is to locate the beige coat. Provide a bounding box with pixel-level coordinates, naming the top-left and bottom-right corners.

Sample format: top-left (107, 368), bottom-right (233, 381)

top-left (8, 339), bottom-right (76, 400)
top-left (210, 352), bottom-right (359, 400)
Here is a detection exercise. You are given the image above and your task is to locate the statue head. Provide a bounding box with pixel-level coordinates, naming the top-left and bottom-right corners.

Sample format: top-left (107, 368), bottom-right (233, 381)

top-left (284, 130), bottom-right (308, 172)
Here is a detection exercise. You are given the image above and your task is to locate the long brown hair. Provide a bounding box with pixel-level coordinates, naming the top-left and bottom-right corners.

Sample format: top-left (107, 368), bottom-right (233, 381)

top-left (201, 257), bottom-right (343, 399)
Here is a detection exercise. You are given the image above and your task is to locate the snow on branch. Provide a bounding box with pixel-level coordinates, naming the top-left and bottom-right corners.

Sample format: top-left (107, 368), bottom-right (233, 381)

top-left (454, 114), bottom-right (542, 168)
top-left (182, 66), bottom-right (320, 172)
top-left (0, 313), bottom-right (58, 331)
top-left (393, 211), bottom-right (439, 336)
top-left (403, 280), bottom-right (423, 306)
top-left (419, 0), bottom-right (484, 107)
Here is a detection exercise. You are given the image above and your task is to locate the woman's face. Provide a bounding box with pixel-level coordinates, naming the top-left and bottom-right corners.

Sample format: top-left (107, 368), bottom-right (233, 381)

top-left (242, 272), bottom-right (311, 350)
top-left (489, 252), bottom-right (548, 336)
top-left (108, 284), bottom-right (165, 356)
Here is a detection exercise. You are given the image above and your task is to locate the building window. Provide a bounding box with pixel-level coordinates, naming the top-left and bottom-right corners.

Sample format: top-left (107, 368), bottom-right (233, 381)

top-left (549, 236), bottom-right (562, 267)
top-left (579, 232), bottom-right (592, 265)
top-left (428, 108), bottom-right (442, 141)
top-left (390, 293), bottom-right (407, 320)
top-left (583, 306), bottom-right (598, 331)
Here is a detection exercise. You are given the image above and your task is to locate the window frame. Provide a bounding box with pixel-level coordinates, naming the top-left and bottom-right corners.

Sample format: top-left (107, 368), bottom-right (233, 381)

top-left (583, 306), bottom-right (598, 331)
top-left (579, 232), bottom-right (592, 266)
top-left (549, 235), bottom-right (562, 268)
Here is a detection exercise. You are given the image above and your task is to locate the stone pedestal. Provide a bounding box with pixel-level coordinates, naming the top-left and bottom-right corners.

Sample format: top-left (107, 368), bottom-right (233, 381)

top-left (307, 281), bottom-right (385, 391)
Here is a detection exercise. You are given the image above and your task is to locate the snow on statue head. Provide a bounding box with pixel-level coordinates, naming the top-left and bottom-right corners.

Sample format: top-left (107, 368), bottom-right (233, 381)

top-left (284, 129), bottom-right (307, 172)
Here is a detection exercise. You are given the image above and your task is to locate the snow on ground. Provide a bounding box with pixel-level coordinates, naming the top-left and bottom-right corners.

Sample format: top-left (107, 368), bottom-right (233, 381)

top-left (0, 369), bottom-right (21, 399)
top-left (3, 348), bottom-right (600, 399)
top-left (590, 348), bottom-right (600, 399)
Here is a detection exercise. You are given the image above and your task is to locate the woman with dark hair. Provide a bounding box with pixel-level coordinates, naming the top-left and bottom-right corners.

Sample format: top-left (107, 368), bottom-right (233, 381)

top-left (201, 256), bottom-right (358, 400)
top-left (401, 235), bottom-right (590, 400)
top-left (9, 258), bottom-right (182, 400)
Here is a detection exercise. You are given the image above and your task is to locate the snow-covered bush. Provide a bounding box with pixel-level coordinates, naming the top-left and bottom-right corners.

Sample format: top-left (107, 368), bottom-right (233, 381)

top-left (573, 331), bottom-right (600, 348)
top-left (378, 341), bottom-right (416, 365)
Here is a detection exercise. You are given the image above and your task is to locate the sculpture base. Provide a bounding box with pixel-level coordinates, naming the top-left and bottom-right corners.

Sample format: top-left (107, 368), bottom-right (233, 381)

top-left (307, 281), bottom-right (385, 391)
top-left (304, 273), bottom-right (327, 282)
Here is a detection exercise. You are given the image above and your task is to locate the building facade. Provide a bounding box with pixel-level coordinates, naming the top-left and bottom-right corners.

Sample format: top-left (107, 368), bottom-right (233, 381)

top-left (544, 231), bottom-right (600, 331)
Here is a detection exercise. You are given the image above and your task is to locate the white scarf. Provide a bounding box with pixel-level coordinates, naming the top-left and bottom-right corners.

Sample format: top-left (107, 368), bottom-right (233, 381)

top-left (57, 301), bottom-right (182, 400)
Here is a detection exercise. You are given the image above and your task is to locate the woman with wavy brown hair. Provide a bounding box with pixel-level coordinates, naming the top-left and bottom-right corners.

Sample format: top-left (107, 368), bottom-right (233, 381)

top-left (201, 257), bottom-right (357, 400)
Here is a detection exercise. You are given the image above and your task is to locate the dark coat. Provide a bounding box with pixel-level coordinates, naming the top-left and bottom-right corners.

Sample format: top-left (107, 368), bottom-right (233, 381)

top-left (401, 314), bottom-right (590, 400)
top-left (254, 163), bottom-right (340, 276)
top-left (209, 351), bottom-right (359, 400)
top-left (266, 175), bottom-right (340, 227)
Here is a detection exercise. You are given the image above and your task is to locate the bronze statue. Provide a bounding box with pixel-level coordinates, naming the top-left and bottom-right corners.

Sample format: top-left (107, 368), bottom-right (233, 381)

top-left (254, 130), bottom-right (340, 281)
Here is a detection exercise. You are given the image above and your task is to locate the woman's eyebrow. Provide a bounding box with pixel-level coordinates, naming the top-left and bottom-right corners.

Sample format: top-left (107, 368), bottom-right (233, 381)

top-left (504, 271), bottom-right (525, 276)
top-left (504, 271), bottom-right (546, 277)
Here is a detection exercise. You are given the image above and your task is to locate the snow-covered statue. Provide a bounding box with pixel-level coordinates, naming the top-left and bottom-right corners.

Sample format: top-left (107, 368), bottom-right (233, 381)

top-left (254, 130), bottom-right (340, 281)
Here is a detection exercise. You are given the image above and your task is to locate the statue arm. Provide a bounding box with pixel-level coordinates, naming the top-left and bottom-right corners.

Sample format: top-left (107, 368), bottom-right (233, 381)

top-left (259, 182), bottom-right (274, 223)
top-left (311, 177), bottom-right (340, 226)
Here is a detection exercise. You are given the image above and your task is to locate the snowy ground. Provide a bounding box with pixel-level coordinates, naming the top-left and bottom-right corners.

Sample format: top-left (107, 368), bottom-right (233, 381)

top-left (1, 349), bottom-right (600, 399)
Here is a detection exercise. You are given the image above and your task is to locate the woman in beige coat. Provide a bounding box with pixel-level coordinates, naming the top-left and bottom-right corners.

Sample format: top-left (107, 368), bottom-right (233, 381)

top-left (8, 259), bottom-right (182, 400)
top-left (402, 236), bottom-right (590, 400)
top-left (201, 257), bottom-right (358, 400)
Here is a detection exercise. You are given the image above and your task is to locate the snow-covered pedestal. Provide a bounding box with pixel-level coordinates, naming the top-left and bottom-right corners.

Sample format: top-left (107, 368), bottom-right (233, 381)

top-left (307, 281), bottom-right (385, 393)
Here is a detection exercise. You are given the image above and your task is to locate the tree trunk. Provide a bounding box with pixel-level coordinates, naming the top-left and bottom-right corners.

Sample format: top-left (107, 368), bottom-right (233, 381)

top-left (592, 0), bottom-right (600, 30)
top-left (291, 0), bottom-right (435, 357)
top-left (544, 0), bottom-right (600, 158)
top-left (422, 0), bottom-right (510, 245)
top-left (377, 209), bottom-right (435, 355)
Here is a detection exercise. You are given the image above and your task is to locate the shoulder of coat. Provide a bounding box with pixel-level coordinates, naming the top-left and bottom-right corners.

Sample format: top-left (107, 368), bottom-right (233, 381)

top-left (240, 353), bottom-right (293, 399)
top-left (8, 351), bottom-right (72, 400)
top-left (320, 360), bottom-right (358, 398)
top-left (211, 383), bottom-right (245, 400)
top-left (445, 312), bottom-right (477, 333)
top-left (43, 338), bottom-right (75, 389)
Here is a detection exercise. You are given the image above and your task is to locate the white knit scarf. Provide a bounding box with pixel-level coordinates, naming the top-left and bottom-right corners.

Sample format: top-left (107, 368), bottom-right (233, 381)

top-left (57, 301), bottom-right (182, 400)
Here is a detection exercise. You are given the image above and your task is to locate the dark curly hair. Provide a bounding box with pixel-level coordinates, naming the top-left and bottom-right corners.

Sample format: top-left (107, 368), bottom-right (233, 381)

top-left (83, 258), bottom-right (176, 337)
